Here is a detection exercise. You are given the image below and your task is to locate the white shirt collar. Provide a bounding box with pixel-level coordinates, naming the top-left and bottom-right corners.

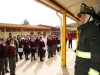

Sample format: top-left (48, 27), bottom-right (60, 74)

top-left (2, 43), bottom-right (5, 46)
top-left (10, 44), bottom-right (15, 47)
top-left (31, 40), bottom-right (34, 42)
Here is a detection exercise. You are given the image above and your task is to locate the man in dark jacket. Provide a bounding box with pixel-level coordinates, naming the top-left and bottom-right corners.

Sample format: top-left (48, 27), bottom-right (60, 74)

top-left (75, 3), bottom-right (100, 75)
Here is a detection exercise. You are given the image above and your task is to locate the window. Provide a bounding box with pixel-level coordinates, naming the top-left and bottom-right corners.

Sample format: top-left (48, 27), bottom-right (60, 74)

top-left (6, 28), bottom-right (11, 32)
top-left (23, 29), bottom-right (27, 31)
top-left (17, 29), bottom-right (21, 31)
top-left (12, 28), bottom-right (16, 32)
top-left (0, 28), bottom-right (4, 32)
top-left (27, 29), bottom-right (30, 31)
top-left (31, 29), bottom-right (34, 31)
top-left (43, 32), bottom-right (46, 34)
top-left (37, 32), bottom-right (41, 34)
top-left (30, 32), bottom-right (34, 34)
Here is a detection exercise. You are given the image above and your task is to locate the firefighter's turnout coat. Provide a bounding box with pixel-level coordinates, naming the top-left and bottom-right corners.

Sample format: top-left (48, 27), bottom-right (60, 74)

top-left (75, 20), bottom-right (100, 75)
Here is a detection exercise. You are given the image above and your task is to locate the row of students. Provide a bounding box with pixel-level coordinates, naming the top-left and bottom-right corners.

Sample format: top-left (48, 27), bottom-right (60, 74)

top-left (16, 34), bottom-right (61, 61)
top-left (0, 38), bottom-right (16, 75)
top-left (0, 34), bottom-right (61, 75)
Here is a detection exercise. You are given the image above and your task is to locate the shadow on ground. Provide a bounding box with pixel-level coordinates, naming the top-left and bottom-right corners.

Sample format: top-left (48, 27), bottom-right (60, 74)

top-left (34, 62), bottom-right (43, 74)
top-left (56, 67), bottom-right (70, 75)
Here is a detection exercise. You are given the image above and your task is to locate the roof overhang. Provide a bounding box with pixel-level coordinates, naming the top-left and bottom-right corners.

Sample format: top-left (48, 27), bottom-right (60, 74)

top-left (0, 23), bottom-right (51, 30)
top-left (36, 0), bottom-right (100, 21)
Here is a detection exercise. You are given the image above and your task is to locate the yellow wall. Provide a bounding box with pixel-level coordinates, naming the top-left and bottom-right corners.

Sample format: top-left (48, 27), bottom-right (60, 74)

top-left (0, 28), bottom-right (51, 38)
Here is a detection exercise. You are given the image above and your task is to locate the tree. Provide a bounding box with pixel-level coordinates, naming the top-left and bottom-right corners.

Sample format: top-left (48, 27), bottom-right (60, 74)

top-left (22, 19), bottom-right (30, 25)
top-left (66, 23), bottom-right (76, 27)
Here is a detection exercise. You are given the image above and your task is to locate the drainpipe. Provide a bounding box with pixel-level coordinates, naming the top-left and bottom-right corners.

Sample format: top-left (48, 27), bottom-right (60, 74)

top-left (56, 11), bottom-right (62, 37)
top-left (56, 10), bottom-right (66, 67)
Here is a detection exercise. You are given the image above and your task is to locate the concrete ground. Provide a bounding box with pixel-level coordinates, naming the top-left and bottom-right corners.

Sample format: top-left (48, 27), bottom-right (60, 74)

top-left (5, 40), bottom-right (76, 75)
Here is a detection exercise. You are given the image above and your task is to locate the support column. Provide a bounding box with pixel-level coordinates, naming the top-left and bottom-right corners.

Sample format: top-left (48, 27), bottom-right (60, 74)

top-left (21, 28), bottom-right (23, 35)
top-left (34, 30), bottom-right (36, 35)
top-left (42, 29), bottom-right (43, 35)
top-left (48, 30), bottom-right (51, 35)
top-left (61, 10), bottom-right (66, 67)
top-left (76, 20), bottom-right (79, 45)
top-left (4, 28), bottom-right (6, 38)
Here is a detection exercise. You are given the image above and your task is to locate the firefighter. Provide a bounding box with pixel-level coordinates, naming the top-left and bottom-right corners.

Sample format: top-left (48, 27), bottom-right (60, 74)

top-left (75, 3), bottom-right (100, 75)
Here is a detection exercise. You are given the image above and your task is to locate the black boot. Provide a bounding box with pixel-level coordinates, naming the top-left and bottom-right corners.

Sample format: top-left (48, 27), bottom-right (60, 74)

top-left (34, 58), bottom-right (36, 60)
top-left (5, 70), bottom-right (9, 73)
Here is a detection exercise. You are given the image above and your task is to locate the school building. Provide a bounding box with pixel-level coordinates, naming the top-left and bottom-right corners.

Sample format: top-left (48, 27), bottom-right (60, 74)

top-left (0, 23), bottom-right (76, 38)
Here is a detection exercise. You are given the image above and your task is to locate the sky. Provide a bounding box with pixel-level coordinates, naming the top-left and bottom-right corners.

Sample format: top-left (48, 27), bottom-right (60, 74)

top-left (0, 0), bottom-right (75, 26)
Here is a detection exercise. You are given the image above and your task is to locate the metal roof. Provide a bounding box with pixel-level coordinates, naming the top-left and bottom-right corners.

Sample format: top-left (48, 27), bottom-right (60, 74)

top-left (36, 0), bottom-right (100, 20)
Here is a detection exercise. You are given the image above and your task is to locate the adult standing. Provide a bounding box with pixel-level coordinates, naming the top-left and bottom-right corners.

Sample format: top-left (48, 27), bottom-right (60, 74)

top-left (68, 31), bottom-right (73, 49)
top-left (75, 3), bottom-right (100, 75)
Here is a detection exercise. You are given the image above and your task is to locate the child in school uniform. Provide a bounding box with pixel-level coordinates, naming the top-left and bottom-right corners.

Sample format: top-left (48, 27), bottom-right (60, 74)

top-left (47, 35), bottom-right (53, 58)
top-left (18, 37), bottom-right (23, 59)
top-left (7, 39), bottom-right (16, 75)
top-left (23, 36), bottom-right (30, 60)
top-left (0, 38), bottom-right (9, 75)
top-left (38, 37), bottom-right (45, 62)
top-left (30, 37), bottom-right (36, 61)
top-left (57, 36), bottom-right (61, 52)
